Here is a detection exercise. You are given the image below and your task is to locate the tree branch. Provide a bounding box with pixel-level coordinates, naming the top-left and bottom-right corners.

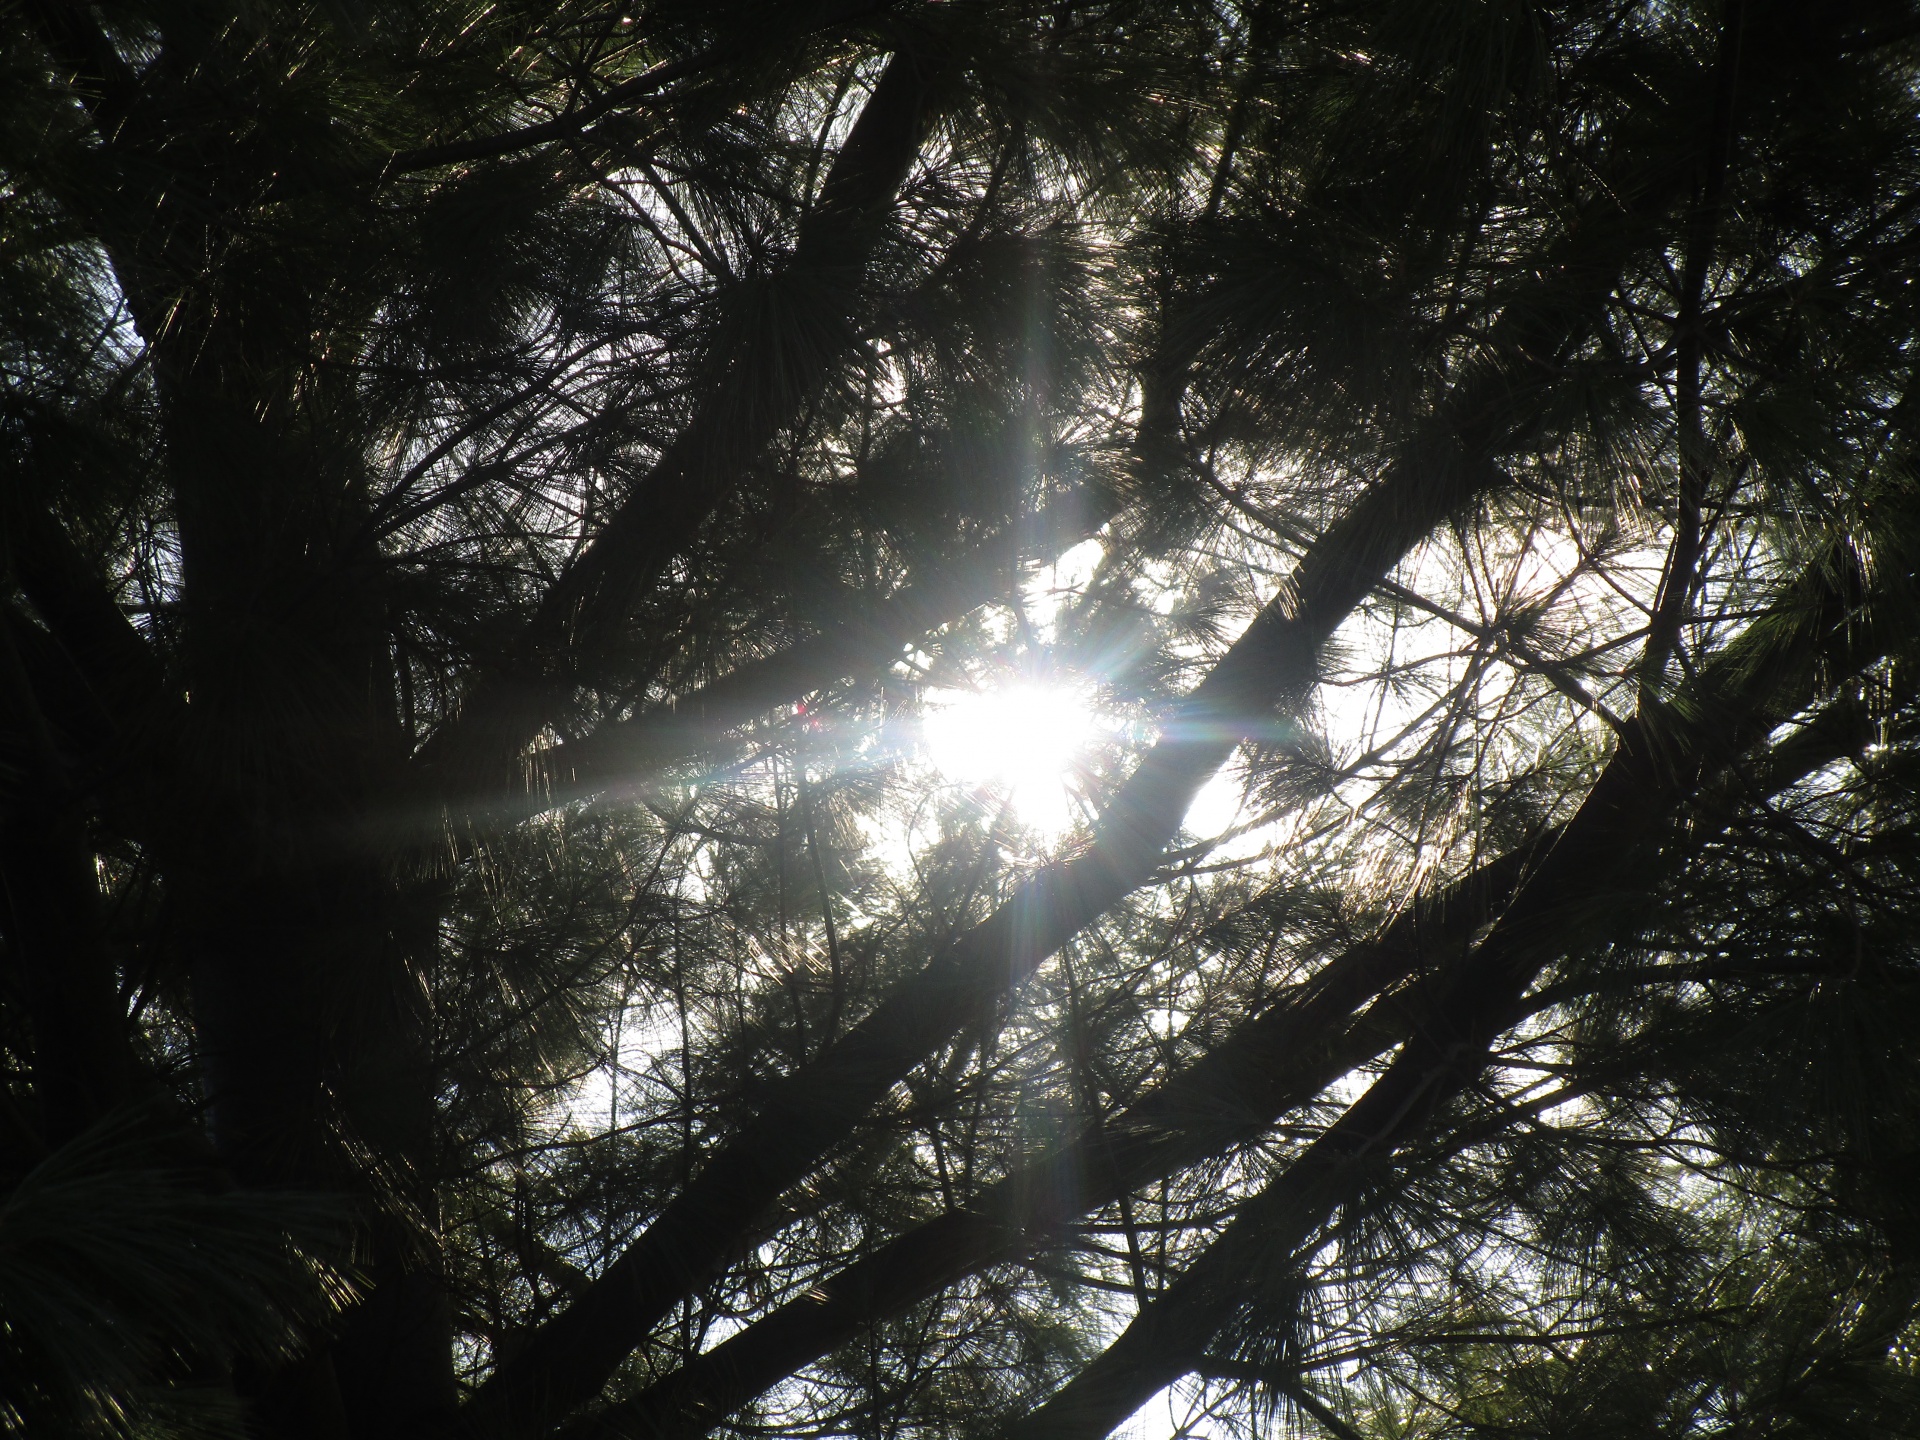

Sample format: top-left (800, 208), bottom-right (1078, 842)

top-left (560, 847), bottom-right (1525, 1440)
top-left (450, 191), bottom-right (1646, 1437)
top-left (567, 594), bottom-right (1878, 1440)
top-left (999, 544), bottom-right (1872, 1440)
top-left (414, 47), bottom-right (940, 806)
top-left (1640, 0), bottom-right (1746, 695)
top-left (426, 489), bottom-right (1118, 837)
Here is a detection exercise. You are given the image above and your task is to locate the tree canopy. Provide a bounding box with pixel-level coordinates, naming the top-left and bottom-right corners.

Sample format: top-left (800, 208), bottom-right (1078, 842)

top-left (6, 1), bottom-right (1920, 1437)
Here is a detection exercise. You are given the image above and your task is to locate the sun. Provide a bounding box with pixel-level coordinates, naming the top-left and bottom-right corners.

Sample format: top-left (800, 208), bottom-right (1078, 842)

top-left (920, 681), bottom-right (1102, 836)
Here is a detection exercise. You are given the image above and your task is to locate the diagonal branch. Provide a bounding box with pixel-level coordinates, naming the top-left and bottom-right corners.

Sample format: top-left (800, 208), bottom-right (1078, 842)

top-left (415, 48), bottom-right (940, 803)
top-left (1197, 1363), bottom-right (1370, 1440)
top-left (450, 189), bottom-right (1653, 1437)
top-left (3, 500), bottom-right (170, 738)
top-left (568, 619), bottom-right (1871, 1440)
top-left (453, 457), bottom-right (1484, 1435)
top-left (999, 545), bottom-right (1872, 1440)
top-left (430, 489), bottom-right (1120, 836)
top-left (562, 848), bottom-right (1528, 1440)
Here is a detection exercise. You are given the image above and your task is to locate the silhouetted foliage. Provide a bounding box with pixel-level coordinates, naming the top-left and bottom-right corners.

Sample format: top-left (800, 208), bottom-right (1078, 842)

top-left (5, 2), bottom-right (1920, 1438)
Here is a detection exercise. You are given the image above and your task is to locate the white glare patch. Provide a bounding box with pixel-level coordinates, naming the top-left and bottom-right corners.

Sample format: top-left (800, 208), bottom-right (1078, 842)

top-left (1022, 537), bottom-right (1106, 637)
top-left (922, 682), bottom-right (1101, 837)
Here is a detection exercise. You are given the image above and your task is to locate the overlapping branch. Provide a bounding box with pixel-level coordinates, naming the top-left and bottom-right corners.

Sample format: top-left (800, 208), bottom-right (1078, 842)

top-left (566, 584), bottom-right (1876, 1440)
top-left (1000, 544), bottom-right (1875, 1440)
top-left (415, 48), bottom-right (940, 800)
top-left (452, 170), bottom-right (1667, 1437)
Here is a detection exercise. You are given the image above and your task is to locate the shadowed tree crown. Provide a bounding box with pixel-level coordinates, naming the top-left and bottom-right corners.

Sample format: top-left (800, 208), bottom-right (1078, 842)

top-left (4, 2), bottom-right (1920, 1438)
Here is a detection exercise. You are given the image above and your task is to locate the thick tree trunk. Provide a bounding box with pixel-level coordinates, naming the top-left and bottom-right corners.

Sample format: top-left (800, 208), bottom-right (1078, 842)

top-left (158, 288), bottom-right (452, 1432)
top-left (0, 613), bottom-right (133, 1147)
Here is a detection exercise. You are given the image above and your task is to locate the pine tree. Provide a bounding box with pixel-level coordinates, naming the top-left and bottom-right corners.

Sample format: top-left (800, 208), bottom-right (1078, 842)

top-left (4, 2), bottom-right (1920, 1439)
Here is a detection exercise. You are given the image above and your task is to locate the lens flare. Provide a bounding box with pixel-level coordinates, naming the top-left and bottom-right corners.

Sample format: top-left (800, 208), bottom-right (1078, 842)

top-left (921, 682), bottom-right (1100, 836)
